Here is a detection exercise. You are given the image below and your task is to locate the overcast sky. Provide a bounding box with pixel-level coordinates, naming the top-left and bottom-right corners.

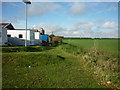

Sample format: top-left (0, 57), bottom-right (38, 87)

top-left (2, 1), bottom-right (119, 38)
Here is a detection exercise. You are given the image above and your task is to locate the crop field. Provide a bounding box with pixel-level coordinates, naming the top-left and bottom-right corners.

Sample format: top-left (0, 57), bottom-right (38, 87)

top-left (63, 38), bottom-right (118, 54)
top-left (2, 39), bottom-right (119, 89)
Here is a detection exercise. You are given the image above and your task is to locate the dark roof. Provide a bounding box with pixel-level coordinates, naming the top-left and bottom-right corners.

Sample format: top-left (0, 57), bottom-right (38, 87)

top-left (0, 23), bottom-right (15, 30)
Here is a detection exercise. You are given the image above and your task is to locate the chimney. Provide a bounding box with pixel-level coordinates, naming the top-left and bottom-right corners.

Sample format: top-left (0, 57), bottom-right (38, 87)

top-left (40, 28), bottom-right (45, 35)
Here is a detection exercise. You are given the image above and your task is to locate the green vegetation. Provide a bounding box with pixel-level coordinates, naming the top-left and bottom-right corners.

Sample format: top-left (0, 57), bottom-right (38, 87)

top-left (63, 38), bottom-right (118, 54)
top-left (2, 47), bottom-right (104, 88)
top-left (2, 46), bottom-right (53, 53)
top-left (59, 43), bottom-right (119, 88)
top-left (63, 38), bottom-right (94, 48)
top-left (62, 38), bottom-right (119, 88)
top-left (2, 39), bottom-right (119, 88)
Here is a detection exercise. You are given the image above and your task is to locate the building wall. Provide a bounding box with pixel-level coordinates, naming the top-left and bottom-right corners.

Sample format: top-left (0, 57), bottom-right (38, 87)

top-left (0, 28), bottom-right (8, 46)
top-left (34, 32), bottom-right (40, 45)
top-left (30, 30), bottom-right (35, 45)
top-left (7, 30), bottom-right (30, 40)
top-left (7, 30), bottom-right (35, 46)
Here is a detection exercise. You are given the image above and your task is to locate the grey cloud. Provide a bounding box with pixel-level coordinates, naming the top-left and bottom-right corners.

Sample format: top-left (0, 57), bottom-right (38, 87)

top-left (1, 17), bottom-right (20, 23)
top-left (32, 23), bottom-right (66, 34)
top-left (33, 22), bottom-right (94, 37)
top-left (27, 2), bottom-right (62, 17)
top-left (69, 3), bottom-right (87, 16)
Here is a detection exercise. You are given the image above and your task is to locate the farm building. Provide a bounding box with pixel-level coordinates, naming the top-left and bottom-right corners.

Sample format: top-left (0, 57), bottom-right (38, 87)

top-left (0, 23), bottom-right (15, 46)
top-left (0, 23), bottom-right (40, 46)
top-left (0, 23), bottom-right (64, 46)
top-left (7, 29), bottom-right (39, 46)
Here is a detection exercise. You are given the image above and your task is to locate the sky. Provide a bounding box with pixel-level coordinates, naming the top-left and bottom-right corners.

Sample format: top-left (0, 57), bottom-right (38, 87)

top-left (1, 1), bottom-right (119, 38)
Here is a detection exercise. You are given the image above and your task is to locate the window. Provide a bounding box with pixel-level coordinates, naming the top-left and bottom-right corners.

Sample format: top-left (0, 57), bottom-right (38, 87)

top-left (30, 32), bottom-right (35, 39)
top-left (7, 34), bottom-right (11, 37)
top-left (0, 32), bottom-right (1, 38)
top-left (19, 34), bottom-right (23, 38)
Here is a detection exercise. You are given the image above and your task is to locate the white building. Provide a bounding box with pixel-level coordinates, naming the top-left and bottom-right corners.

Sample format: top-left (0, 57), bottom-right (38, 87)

top-left (0, 23), bottom-right (41, 46)
top-left (0, 23), bottom-right (15, 46)
top-left (7, 29), bottom-right (39, 46)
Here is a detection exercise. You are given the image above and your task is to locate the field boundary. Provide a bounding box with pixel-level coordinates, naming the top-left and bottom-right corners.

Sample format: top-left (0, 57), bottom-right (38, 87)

top-left (59, 43), bottom-right (119, 89)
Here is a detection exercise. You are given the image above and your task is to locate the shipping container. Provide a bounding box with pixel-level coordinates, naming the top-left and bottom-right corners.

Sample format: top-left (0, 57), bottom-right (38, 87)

top-left (40, 35), bottom-right (49, 46)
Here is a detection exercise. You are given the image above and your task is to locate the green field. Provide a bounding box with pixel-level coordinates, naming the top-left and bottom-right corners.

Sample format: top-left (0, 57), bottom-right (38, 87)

top-left (63, 38), bottom-right (118, 54)
top-left (2, 39), bottom-right (119, 88)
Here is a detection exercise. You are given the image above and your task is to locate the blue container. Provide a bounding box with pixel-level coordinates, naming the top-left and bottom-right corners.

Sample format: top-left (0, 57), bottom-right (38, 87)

top-left (40, 35), bottom-right (49, 42)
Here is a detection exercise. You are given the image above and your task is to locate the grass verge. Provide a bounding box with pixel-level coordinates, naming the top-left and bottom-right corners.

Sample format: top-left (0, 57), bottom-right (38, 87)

top-left (59, 43), bottom-right (119, 89)
top-left (2, 46), bottom-right (106, 88)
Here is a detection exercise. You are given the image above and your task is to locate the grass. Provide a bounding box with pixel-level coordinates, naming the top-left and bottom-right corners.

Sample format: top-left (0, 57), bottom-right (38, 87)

top-left (60, 39), bottom-right (119, 88)
top-left (63, 38), bottom-right (118, 54)
top-left (2, 48), bottom-right (105, 88)
top-left (96, 39), bottom-right (118, 54)
top-left (59, 43), bottom-right (119, 86)
top-left (2, 38), bottom-right (119, 88)
top-left (2, 46), bottom-right (53, 53)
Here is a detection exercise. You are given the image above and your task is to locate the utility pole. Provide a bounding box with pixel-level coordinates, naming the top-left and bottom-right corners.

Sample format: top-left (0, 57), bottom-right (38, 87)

top-left (23, 0), bottom-right (31, 46)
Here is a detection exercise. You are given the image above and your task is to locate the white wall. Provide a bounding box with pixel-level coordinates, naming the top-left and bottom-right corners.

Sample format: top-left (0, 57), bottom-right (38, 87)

top-left (7, 30), bottom-right (35, 46)
top-left (34, 32), bottom-right (40, 45)
top-left (35, 32), bottom-right (40, 39)
top-left (0, 28), bottom-right (8, 46)
top-left (7, 30), bottom-right (30, 40)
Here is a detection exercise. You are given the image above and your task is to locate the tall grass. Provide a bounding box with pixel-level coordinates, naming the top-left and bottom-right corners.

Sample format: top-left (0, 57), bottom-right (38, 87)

top-left (59, 43), bottom-right (119, 88)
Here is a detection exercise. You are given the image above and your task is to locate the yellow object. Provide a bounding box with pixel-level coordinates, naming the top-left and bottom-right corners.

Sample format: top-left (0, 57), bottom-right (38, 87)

top-left (49, 35), bottom-right (63, 45)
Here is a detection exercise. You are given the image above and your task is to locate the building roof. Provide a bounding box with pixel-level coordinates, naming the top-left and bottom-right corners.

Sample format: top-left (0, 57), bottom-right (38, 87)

top-left (0, 23), bottom-right (15, 30)
top-left (49, 34), bottom-right (64, 38)
top-left (0, 23), bottom-right (39, 32)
